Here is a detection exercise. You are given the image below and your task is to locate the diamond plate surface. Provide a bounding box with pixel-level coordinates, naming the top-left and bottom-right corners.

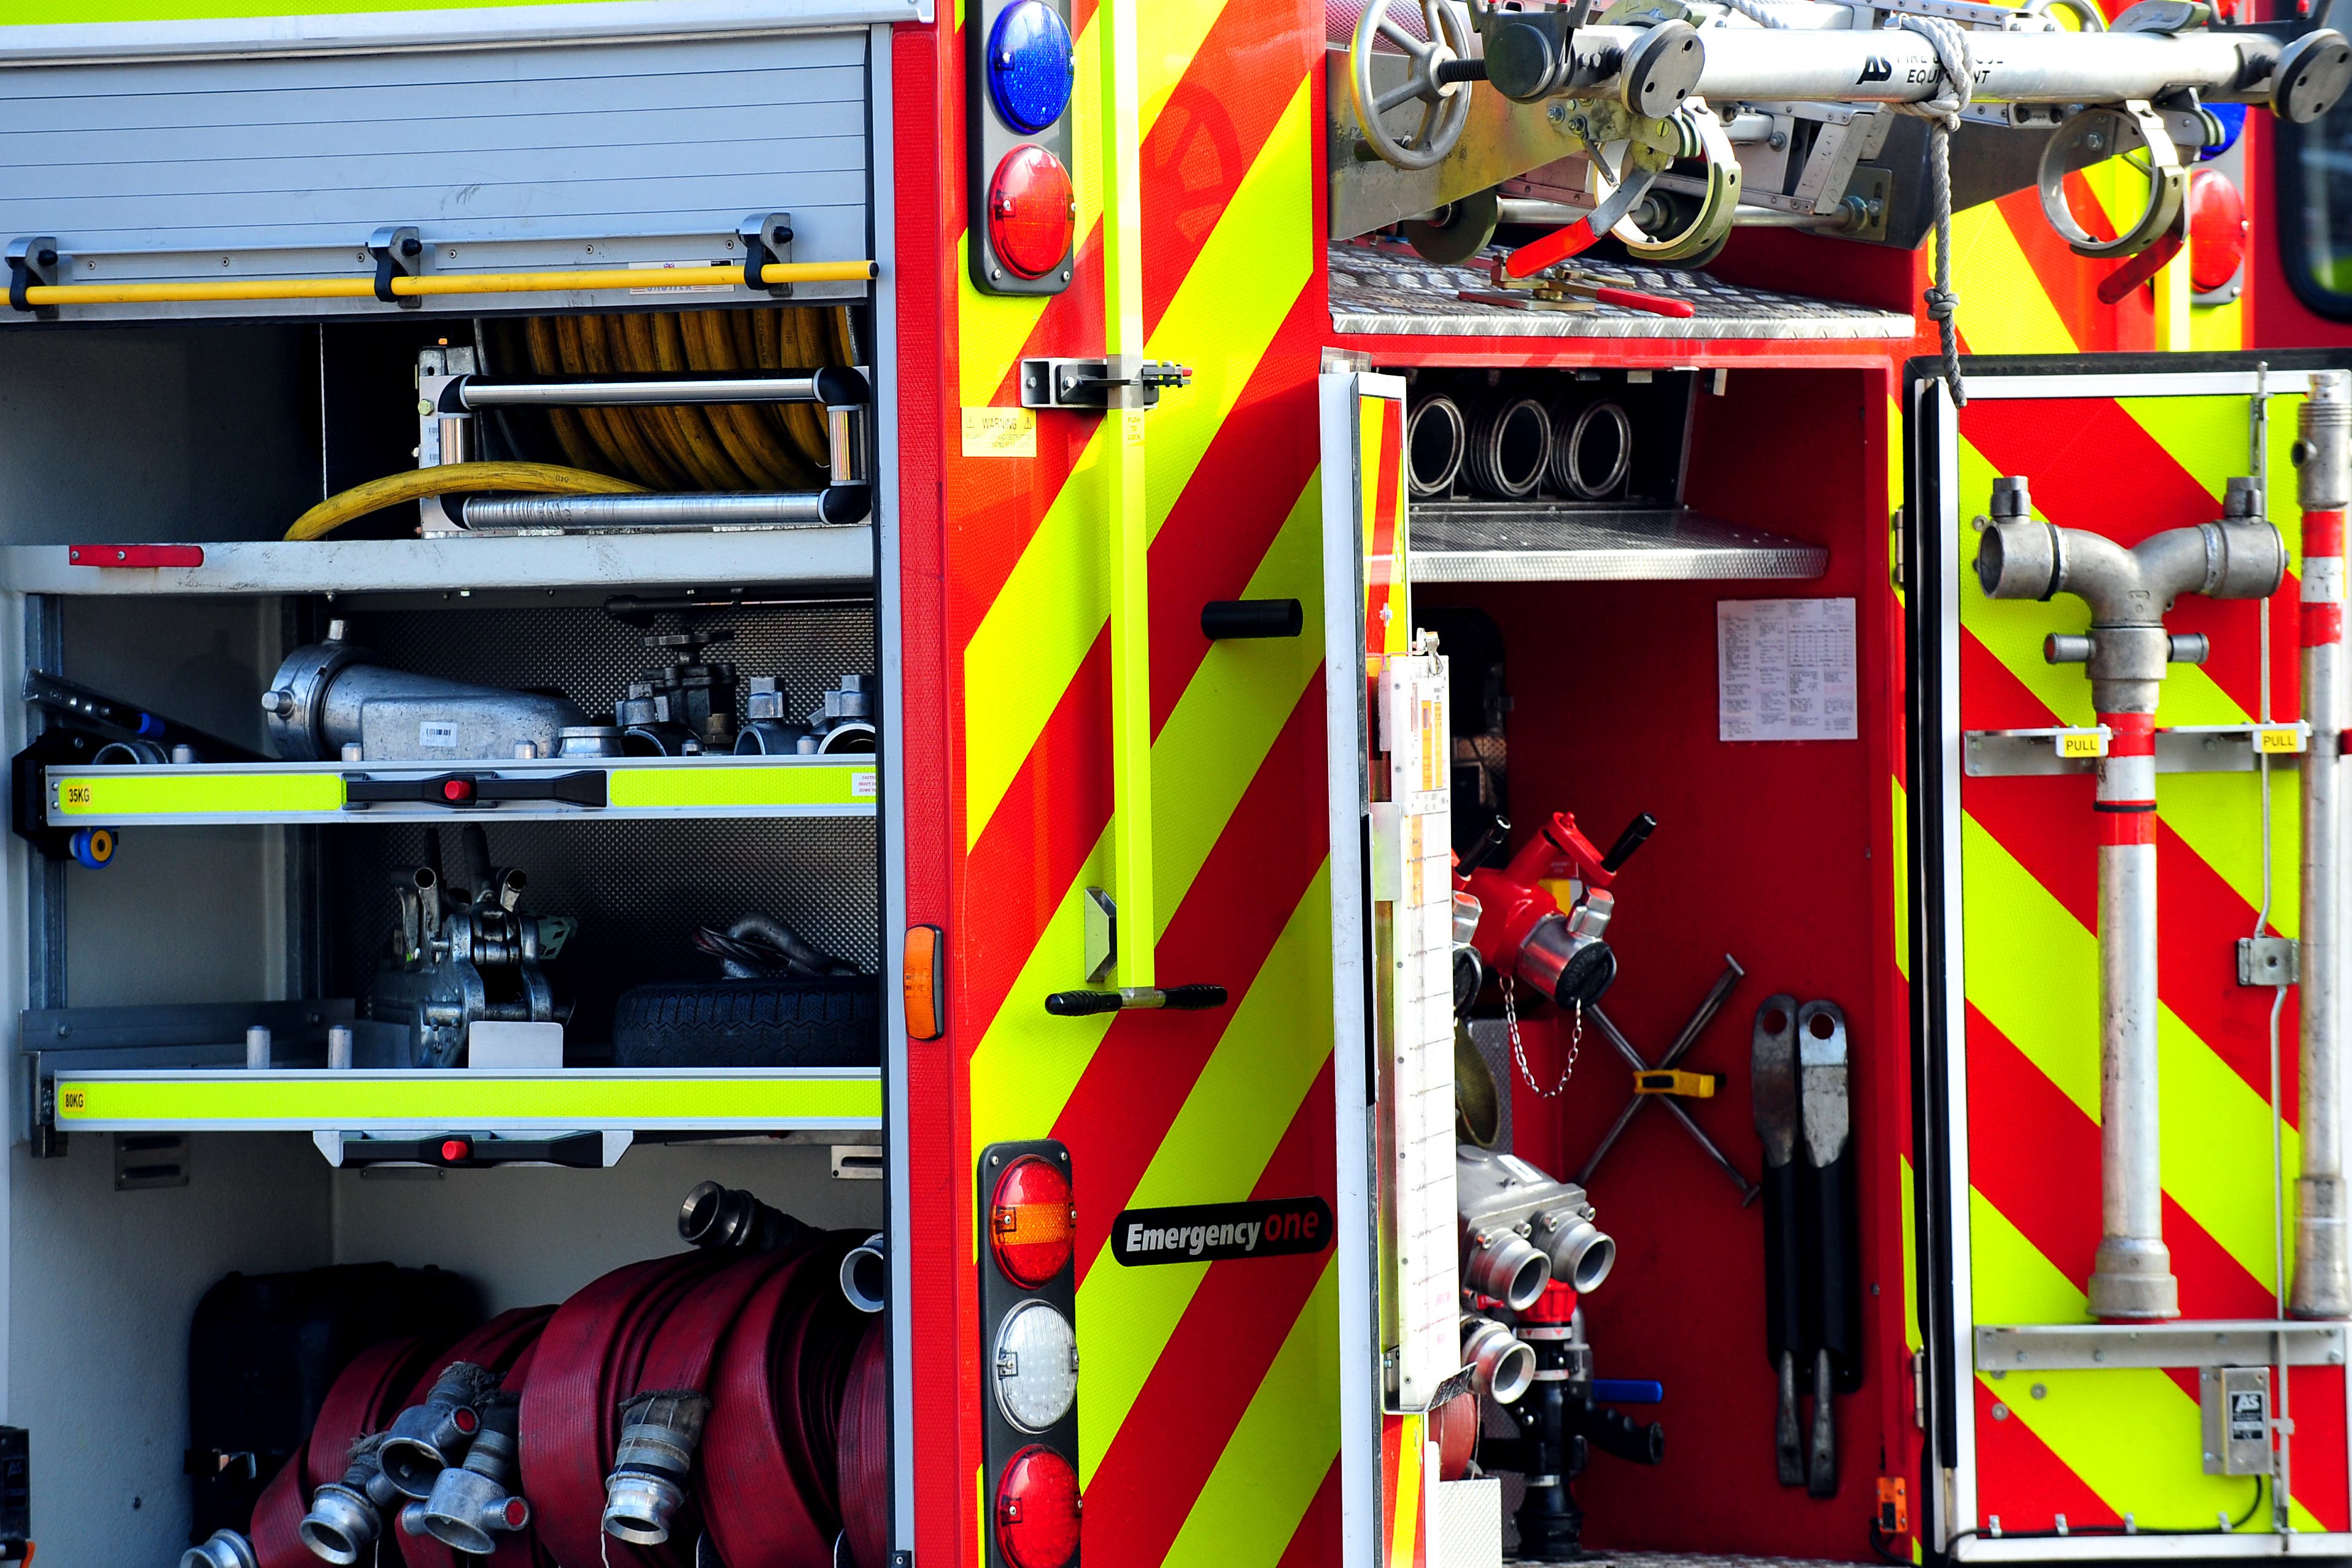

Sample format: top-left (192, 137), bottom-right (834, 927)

top-left (1328, 241), bottom-right (1914, 340)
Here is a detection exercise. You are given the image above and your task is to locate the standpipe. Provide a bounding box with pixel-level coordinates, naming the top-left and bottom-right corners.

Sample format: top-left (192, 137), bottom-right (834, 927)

top-left (1976, 475), bottom-right (2285, 1319)
top-left (2297, 371), bottom-right (2352, 1318)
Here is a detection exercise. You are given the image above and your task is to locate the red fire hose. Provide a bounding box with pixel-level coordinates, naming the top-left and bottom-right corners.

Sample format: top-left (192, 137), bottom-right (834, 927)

top-left (231, 1221), bottom-right (888, 1568)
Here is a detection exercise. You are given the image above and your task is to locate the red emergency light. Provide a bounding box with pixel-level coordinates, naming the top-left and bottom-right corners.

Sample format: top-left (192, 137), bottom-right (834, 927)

top-left (994, 1444), bottom-right (1082, 1568)
top-left (988, 146), bottom-right (1076, 281)
top-left (991, 1154), bottom-right (1077, 1287)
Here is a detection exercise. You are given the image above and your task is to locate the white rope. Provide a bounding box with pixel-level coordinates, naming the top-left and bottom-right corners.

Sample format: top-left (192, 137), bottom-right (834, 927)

top-left (1712, 0), bottom-right (1973, 404)
top-left (1892, 12), bottom-right (1976, 407)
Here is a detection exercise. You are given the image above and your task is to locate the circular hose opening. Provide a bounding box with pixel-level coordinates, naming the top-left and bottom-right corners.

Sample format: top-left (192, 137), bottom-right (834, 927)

top-left (1553, 400), bottom-right (1633, 500)
top-left (1464, 397), bottom-right (1552, 500)
top-left (1407, 396), bottom-right (1468, 497)
top-left (678, 1180), bottom-right (725, 1244)
top-left (297, 1524), bottom-right (358, 1567)
top-left (841, 1243), bottom-right (888, 1313)
top-left (1487, 1337), bottom-right (1538, 1404)
top-left (1565, 1229), bottom-right (1617, 1292)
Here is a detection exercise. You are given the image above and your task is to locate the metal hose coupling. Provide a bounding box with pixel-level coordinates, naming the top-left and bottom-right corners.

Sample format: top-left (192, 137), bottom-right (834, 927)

top-left (840, 1232), bottom-right (887, 1314)
top-left (1461, 1315), bottom-right (1538, 1405)
top-left (421, 1391), bottom-right (530, 1554)
top-left (299, 1434), bottom-right (406, 1565)
top-left (378, 1360), bottom-right (500, 1497)
top-left (181, 1529), bottom-right (260, 1568)
top-left (679, 1180), bottom-right (818, 1253)
top-left (603, 1389), bottom-right (713, 1545)
top-left (1461, 1224), bottom-right (1553, 1311)
top-left (1531, 1201), bottom-right (1617, 1294)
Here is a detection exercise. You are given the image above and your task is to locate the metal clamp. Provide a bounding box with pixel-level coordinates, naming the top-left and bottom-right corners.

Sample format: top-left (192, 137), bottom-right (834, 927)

top-left (1042, 984), bottom-right (1228, 1016)
top-left (1019, 356), bottom-right (1194, 412)
top-left (1617, 102), bottom-right (1739, 263)
top-left (6, 236), bottom-right (57, 318)
top-left (2037, 101), bottom-right (2184, 260)
top-left (738, 212), bottom-right (794, 295)
top-left (369, 225), bottom-right (424, 308)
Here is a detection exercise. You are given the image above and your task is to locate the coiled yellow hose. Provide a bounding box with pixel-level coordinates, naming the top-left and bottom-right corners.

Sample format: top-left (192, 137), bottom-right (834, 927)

top-left (284, 462), bottom-right (646, 542)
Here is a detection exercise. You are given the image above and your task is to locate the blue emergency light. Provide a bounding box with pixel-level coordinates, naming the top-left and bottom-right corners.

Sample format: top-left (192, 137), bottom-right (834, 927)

top-left (988, 1), bottom-right (1075, 137)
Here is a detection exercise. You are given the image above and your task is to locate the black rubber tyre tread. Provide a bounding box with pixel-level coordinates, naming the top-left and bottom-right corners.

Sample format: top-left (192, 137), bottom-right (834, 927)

top-left (611, 975), bottom-right (881, 1068)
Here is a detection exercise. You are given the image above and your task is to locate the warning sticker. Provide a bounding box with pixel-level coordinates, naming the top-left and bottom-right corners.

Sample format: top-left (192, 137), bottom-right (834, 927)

top-left (961, 407), bottom-right (1037, 458)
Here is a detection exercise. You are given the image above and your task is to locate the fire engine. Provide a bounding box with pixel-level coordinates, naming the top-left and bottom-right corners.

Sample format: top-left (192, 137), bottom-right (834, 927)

top-left (0, 0), bottom-right (2338, 1564)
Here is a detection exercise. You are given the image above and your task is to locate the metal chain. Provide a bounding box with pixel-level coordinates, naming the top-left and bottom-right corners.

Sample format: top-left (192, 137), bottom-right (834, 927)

top-left (1503, 973), bottom-right (1579, 1098)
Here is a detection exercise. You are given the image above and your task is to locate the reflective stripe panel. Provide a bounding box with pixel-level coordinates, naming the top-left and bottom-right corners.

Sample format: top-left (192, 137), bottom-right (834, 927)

top-left (607, 763), bottom-right (876, 808)
top-left (50, 770), bottom-right (344, 816)
top-left (51, 1071), bottom-right (881, 1128)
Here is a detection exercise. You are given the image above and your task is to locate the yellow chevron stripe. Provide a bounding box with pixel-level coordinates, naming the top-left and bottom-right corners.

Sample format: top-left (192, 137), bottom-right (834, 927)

top-left (954, 0), bottom-right (1231, 409)
top-left (1960, 808), bottom-right (2295, 1294)
top-left (1893, 775), bottom-right (1911, 981)
top-left (1970, 1191), bottom-right (2324, 1531)
top-left (961, 76), bottom-right (1315, 848)
top-left (1901, 1156), bottom-right (1922, 1353)
top-left (1161, 1248), bottom-right (1343, 1568)
top-left (967, 476), bottom-right (1325, 1147)
top-left (1073, 865), bottom-right (1334, 1476)
top-left (1948, 201), bottom-right (2078, 357)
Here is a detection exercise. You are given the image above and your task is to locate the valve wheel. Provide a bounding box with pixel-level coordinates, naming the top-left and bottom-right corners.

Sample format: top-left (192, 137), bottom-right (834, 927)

top-left (1350, 0), bottom-right (1479, 171)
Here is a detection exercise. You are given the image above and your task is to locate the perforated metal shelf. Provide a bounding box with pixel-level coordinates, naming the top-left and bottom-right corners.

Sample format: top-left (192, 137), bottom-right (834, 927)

top-left (1329, 240), bottom-right (1914, 341)
top-left (1412, 504), bottom-right (1828, 583)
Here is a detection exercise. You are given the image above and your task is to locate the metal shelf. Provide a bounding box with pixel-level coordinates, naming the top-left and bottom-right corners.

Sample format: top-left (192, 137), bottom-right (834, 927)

top-left (1410, 504), bottom-right (1828, 583)
top-left (1329, 241), bottom-right (1914, 341)
top-left (41, 754), bottom-right (876, 827)
top-left (50, 1068), bottom-right (882, 1135)
top-left (0, 525), bottom-right (876, 597)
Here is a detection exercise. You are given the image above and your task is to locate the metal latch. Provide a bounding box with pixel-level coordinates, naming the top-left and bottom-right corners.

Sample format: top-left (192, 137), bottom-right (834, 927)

top-left (1019, 355), bottom-right (1194, 411)
top-left (6, 236), bottom-right (57, 318)
top-left (1633, 1067), bottom-right (1725, 1098)
top-left (2238, 935), bottom-right (2299, 987)
top-left (369, 224), bottom-right (423, 309)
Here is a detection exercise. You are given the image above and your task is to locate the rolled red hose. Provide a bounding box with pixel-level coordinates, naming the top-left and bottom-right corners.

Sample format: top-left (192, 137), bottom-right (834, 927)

top-left (395, 1307), bottom-right (557, 1568)
top-left (836, 1320), bottom-right (890, 1568)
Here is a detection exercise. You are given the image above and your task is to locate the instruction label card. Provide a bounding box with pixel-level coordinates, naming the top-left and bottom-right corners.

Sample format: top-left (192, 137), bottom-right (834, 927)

top-left (961, 406), bottom-right (1037, 458)
top-left (1717, 597), bottom-right (1857, 742)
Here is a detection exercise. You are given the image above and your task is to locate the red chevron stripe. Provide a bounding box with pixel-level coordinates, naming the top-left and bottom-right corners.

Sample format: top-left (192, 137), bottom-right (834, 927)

top-left (1058, 674), bottom-right (1328, 1288)
top-left (2290, 1365), bottom-right (2351, 1530)
top-left (1987, 188), bottom-right (2156, 355)
top-left (961, 298), bottom-right (1323, 1046)
top-left (1959, 631), bottom-right (2297, 1116)
top-left (1967, 1002), bottom-right (2275, 1318)
top-left (1975, 1379), bottom-right (2114, 1529)
top-left (1275, 1456), bottom-right (1344, 1568)
top-left (1081, 1056), bottom-right (1337, 1568)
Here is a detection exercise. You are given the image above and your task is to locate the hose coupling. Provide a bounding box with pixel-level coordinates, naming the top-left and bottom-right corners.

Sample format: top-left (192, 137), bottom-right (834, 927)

top-left (298, 1436), bottom-right (404, 1565)
top-left (840, 1232), bottom-right (888, 1314)
top-left (422, 1392), bottom-right (530, 1555)
top-left (1461, 1315), bottom-right (1538, 1405)
top-left (378, 1361), bottom-right (498, 1497)
top-left (180, 1529), bottom-right (259, 1568)
top-left (2300, 369), bottom-right (2352, 513)
top-left (1461, 1226), bottom-right (1553, 1311)
top-left (1531, 1204), bottom-right (1617, 1293)
top-left (602, 1389), bottom-right (711, 1545)
top-left (678, 1180), bottom-right (817, 1253)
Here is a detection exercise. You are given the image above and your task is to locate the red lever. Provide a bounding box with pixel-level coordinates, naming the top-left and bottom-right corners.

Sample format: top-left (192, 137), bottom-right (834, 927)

top-left (1504, 218), bottom-right (1604, 277)
top-left (1584, 283), bottom-right (1695, 318)
top-left (2095, 230), bottom-right (2184, 306)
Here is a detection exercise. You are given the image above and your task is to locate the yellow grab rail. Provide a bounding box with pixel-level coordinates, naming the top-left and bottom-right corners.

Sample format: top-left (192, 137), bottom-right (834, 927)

top-left (20, 258), bottom-right (877, 309)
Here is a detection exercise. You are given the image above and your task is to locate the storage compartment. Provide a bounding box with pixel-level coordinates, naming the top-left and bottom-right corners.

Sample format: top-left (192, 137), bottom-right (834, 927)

top-left (1405, 365), bottom-right (1903, 1562)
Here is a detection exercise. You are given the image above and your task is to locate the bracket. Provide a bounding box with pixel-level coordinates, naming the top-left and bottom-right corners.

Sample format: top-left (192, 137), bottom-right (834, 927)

top-left (5, 236), bottom-right (57, 318)
top-left (1083, 887), bottom-right (1117, 983)
top-left (1019, 355), bottom-right (1194, 412)
top-left (2238, 935), bottom-right (2299, 987)
top-left (1964, 722), bottom-right (2307, 777)
top-left (312, 1129), bottom-right (632, 1168)
top-left (1977, 1320), bottom-right (2345, 1371)
top-left (739, 212), bottom-right (795, 295)
top-left (368, 224), bottom-right (423, 308)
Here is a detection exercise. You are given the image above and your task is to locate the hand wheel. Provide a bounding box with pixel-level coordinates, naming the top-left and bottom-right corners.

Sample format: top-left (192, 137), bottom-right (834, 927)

top-left (1350, 0), bottom-right (1480, 171)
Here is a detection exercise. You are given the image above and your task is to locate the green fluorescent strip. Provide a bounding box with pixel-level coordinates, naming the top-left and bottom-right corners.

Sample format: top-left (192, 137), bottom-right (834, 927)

top-left (54, 1075), bottom-right (883, 1124)
top-left (51, 772), bottom-right (345, 817)
top-left (608, 763), bottom-right (878, 809)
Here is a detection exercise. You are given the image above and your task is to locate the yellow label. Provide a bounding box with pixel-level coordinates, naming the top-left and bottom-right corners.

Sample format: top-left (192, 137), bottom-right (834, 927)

top-left (2057, 731), bottom-right (2107, 759)
top-left (52, 1073), bottom-right (881, 1127)
top-left (961, 406), bottom-right (1036, 458)
top-left (58, 1089), bottom-right (84, 1113)
top-left (2257, 726), bottom-right (2305, 754)
top-left (1122, 407), bottom-right (1147, 447)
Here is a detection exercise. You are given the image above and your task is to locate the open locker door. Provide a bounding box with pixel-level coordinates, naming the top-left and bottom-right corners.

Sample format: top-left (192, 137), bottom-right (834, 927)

top-left (1905, 352), bottom-right (2352, 1560)
top-left (1323, 369), bottom-right (1467, 1568)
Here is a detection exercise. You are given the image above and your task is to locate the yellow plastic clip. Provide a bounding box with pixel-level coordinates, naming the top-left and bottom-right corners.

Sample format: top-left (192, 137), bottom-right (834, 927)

top-left (1633, 1068), bottom-right (1724, 1099)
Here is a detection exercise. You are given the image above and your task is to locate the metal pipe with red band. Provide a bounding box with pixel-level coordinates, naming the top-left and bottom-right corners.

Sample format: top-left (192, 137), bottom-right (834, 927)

top-left (2299, 373), bottom-right (2352, 1319)
top-left (1976, 473), bottom-right (2285, 1321)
